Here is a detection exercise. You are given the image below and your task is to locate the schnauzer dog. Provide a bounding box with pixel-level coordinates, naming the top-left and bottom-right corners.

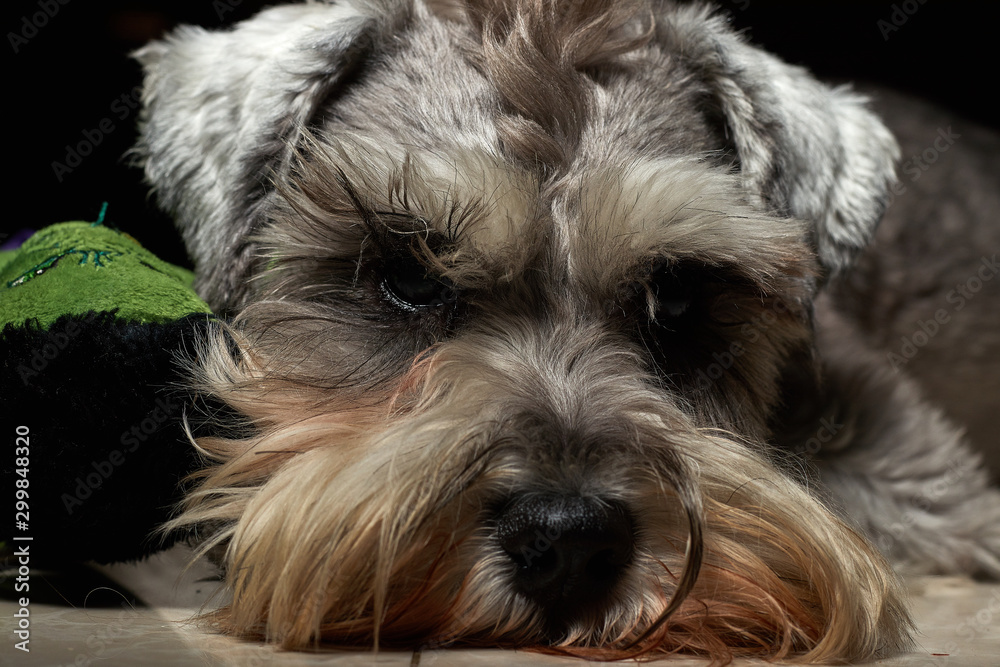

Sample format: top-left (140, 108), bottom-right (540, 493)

top-left (134, 0), bottom-right (1000, 662)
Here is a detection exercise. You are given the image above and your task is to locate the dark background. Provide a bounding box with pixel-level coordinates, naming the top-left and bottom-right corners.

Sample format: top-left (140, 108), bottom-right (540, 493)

top-left (3, 1), bottom-right (992, 267)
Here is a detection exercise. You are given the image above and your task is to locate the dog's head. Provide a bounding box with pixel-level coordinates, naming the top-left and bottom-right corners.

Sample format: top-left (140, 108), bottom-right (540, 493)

top-left (136, 0), bottom-right (907, 661)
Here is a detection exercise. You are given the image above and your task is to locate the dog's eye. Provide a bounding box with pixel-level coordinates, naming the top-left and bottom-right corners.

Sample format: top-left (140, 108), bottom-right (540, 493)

top-left (382, 256), bottom-right (457, 310)
top-left (652, 273), bottom-right (692, 319)
top-left (648, 263), bottom-right (695, 323)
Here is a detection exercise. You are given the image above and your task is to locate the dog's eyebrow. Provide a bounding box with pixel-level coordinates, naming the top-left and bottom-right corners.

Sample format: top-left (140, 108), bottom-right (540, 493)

top-left (332, 168), bottom-right (442, 242)
top-left (314, 137), bottom-right (544, 242)
top-left (565, 156), bottom-right (814, 286)
top-left (276, 136), bottom-right (554, 286)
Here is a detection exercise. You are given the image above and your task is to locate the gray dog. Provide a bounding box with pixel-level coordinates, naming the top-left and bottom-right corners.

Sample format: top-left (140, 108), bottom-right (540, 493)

top-left (134, 0), bottom-right (1000, 662)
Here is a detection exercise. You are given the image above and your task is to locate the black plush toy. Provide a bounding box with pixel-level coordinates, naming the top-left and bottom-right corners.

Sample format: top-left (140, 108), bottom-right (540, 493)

top-left (1, 221), bottom-right (214, 564)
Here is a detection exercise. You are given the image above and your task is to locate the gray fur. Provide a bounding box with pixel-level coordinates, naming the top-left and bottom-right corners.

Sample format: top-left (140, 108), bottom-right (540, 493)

top-left (655, 4), bottom-right (899, 278)
top-left (134, 0), bottom-right (410, 311)
top-left (136, 0), bottom-right (896, 311)
top-left (133, 0), bottom-right (999, 658)
top-left (782, 302), bottom-right (1000, 576)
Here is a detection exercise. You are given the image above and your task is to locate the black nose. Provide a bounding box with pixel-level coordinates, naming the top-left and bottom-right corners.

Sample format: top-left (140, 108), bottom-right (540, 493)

top-left (495, 495), bottom-right (635, 615)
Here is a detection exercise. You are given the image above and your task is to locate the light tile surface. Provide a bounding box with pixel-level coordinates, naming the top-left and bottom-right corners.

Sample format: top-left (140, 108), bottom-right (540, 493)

top-left (2, 546), bottom-right (999, 666)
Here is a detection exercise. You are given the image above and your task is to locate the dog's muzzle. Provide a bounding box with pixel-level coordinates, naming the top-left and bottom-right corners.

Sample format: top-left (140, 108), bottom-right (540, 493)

top-left (496, 494), bottom-right (635, 620)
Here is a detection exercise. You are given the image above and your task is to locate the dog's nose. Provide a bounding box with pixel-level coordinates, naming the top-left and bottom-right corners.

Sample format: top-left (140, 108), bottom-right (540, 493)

top-left (496, 495), bottom-right (635, 614)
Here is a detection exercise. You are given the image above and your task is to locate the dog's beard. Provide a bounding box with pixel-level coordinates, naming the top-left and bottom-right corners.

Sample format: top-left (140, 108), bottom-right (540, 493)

top-left (170, 257), bottom-right (911, 662)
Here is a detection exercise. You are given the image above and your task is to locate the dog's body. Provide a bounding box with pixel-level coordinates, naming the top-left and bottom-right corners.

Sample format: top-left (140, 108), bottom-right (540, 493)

top-left (806, 90), bottom-right (1000, 573)
top-left (826, 88), bottom-right (1000, 470)
top-left (134, 1), bottom-right (999, 662)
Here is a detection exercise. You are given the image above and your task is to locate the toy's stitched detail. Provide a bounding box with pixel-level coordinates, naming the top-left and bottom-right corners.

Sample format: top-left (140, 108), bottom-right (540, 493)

top-left (7, 253), bottom-right (65, 288)
top-left (7, 249), bottom-right (123, 288)
top-left (92, 202), bottom-right (109, 226)
top-left (77, 250), bottom-right (117, 267)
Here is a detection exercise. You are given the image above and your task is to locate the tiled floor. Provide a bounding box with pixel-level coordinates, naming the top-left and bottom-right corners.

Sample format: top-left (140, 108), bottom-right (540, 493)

top-left (2, 546), bottom-right (999, 666)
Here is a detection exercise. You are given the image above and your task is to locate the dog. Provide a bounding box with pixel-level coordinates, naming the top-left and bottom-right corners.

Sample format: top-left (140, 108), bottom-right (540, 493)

top-left (133, 0), bottom-right (1000, 662)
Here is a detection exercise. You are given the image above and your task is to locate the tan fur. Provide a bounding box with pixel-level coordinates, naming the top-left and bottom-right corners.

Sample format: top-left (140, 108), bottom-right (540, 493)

top-left (146, 0), bottom-right (922, 663)
top-left (462, 0), bottom-right (652, 171)
top-left (171, 322), bottom-right (910, 661)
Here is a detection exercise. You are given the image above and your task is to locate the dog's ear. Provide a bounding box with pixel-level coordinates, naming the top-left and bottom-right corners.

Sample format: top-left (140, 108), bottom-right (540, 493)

top-left (134, 1), bottom-right (407, 311)
top-left (657, 5), bottom-right (899, 280)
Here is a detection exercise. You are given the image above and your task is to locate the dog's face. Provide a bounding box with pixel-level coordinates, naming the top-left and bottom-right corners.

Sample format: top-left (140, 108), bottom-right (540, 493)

top-left (136, 0), bottom-right (909, 661)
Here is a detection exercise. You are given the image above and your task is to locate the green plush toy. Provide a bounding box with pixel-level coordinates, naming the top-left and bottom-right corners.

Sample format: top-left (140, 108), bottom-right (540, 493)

top-left (0, 220), bottom-right (211, 329)
top-left (1, 219), bottom-right (217, 564)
